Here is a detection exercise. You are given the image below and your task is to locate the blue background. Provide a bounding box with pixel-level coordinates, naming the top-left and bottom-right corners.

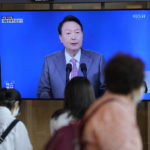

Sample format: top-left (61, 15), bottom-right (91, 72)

top-left (0, 10), bottom-right (150, 99)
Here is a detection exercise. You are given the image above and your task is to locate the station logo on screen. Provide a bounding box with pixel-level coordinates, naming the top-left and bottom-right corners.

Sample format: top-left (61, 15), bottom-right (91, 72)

top-left (1, 16), bottom-right (23, 23)
top-left (132, 13), bottom-right (146, 19)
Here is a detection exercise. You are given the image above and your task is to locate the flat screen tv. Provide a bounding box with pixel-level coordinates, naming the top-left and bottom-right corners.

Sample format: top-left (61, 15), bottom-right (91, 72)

top-left (0, 10), bottom-right (150, 100)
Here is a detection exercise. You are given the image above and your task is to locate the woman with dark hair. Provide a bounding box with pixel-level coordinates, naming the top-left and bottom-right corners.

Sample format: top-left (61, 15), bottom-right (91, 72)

top-left (50, 77), bottom-right (95, 135)
top-left (0, 88), bottom-right (32, 150)
top-left (82, 52), bottom-right (145, 150)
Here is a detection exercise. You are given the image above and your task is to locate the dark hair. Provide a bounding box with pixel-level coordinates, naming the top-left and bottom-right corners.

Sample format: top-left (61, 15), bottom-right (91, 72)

top-left (58, 15), bottom-right (83, 35)
top-left (63, 77), bottom-right (95, 120)
top-left (104, 52), bottom-right (145, 95)
top-left (0, 88), bottom-right (21, 110)
top-left (143, 81), bottom-right (148, 93)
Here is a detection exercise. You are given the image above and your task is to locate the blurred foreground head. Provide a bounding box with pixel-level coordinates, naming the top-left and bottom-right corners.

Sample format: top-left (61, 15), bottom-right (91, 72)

top-left (104, 52), bottom-right (145, 103)
top-left (64, 77), bottom-right (95, 119)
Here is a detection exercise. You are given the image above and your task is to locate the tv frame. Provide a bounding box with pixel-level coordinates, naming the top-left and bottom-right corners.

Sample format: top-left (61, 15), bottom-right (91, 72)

top-left (0, 9), bottom-right (150, 100)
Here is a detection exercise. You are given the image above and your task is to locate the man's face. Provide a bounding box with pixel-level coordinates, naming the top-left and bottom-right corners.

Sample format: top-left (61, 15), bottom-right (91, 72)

top-left (59, 21), bottom-right (83, 55)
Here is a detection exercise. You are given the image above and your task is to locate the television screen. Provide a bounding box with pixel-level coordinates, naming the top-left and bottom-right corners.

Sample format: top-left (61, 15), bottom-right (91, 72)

top-left (0, 10), bottom-right (150, 100)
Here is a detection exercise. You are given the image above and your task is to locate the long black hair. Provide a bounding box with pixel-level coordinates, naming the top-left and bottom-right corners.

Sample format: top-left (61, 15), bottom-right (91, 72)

top-left (51, 77), bottom-right (95, 120)
top-left (64, 77), bottom-right (95, 120)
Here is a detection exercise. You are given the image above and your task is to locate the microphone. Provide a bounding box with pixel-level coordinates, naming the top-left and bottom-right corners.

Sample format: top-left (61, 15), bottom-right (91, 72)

top-left (66, 63), bottom-right (72, 85)
top-left (80, 63), bottom-right (87, 78)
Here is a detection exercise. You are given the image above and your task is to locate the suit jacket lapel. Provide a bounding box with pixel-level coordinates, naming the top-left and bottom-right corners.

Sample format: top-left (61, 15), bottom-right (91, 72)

top-left (79, 49), bottom-right (92, 76)
top-left (53, 49), bottom-right (92, 82)
top-left (54, 50), bottom-right (66, 84)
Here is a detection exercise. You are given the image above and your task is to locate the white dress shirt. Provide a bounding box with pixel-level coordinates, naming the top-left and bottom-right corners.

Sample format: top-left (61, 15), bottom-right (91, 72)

top-left (65, 49), bottom-right (81, 79)
top-left (0, 106), bottom-right (32, 150)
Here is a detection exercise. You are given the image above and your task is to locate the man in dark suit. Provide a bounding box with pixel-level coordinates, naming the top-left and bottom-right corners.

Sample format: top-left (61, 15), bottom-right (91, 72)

top-left (37, 15), bottom-right (105, 99)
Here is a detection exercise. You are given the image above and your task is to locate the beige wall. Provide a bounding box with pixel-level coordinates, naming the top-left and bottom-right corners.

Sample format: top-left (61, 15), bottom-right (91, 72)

top-left (1, 2), bottom-right (150, 10)
top-left (148, 102), bottom-right (150, 150)
top-left (18, 100), bottom-right (64, 150)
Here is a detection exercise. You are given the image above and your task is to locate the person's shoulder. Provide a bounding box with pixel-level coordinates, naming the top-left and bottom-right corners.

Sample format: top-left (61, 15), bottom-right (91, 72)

top-left (51, 110), bottom-right (72, 122)
top-left (45, 50), bottom-right (64, 59)
top-left (15, 120), bottom-right (28, 131)
top-left (51, 111), bottom-right (73, 128)
top-left (51, 109), bottom-right (66, 119)
top-left (82, 49), bottom-right (104, 58)
top-left (84, 96), bottom-right (123, 119)
top-left (92, 97), bottom-right (132, 122)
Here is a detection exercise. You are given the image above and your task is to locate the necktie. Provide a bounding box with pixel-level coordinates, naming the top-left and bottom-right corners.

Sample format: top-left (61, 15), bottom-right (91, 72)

top-left (70, 58), bottom-right (78, 79)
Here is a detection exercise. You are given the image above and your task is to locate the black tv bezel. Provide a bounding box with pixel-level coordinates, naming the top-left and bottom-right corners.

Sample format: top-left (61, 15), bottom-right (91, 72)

top-left (0, 9), bottom-right (149, 100)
